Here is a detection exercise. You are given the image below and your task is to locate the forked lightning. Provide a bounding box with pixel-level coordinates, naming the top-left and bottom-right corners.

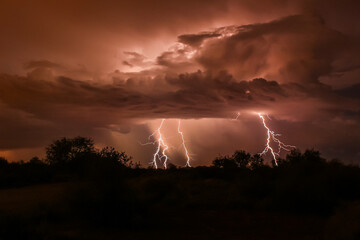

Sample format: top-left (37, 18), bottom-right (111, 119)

top-left (146, 119), bottom-right (169, 169)
top-left (257, 113), bottom-right (295, 166)
top-left (146, 119), bottom-right (192, 168)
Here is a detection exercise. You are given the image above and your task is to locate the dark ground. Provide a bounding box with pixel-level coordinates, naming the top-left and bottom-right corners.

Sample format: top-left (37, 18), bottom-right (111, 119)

top-left (0, 149), bottom-right (360, 239)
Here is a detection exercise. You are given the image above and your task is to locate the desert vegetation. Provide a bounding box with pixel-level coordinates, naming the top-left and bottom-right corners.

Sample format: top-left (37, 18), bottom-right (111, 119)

top-left (0, 137), bottom-right (359, 239)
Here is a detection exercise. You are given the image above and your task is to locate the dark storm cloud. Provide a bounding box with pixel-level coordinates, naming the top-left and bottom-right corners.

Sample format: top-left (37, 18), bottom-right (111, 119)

top-left (156, 51), bottom-right (193, 70)
top-left (336, 84), bottom-right (360, 99)
top-left (0, 71), bottom-right (284, 122)
top-left (191, 15), bottom-right (354, 84)
top-left (24, 60), bottom-right (62, 70)
top-left (121, 52), bottom-right (155, 70)
top-left (0, 67), bottom-right (356, 131)
top-left (122, 61), bottom-right (133, 68)
top-left (178, 32), bottom-right (221, 47)
top-left (1, 12), bottom-right (359, 153)
top-left (1, 0), bottom-right (360, 163)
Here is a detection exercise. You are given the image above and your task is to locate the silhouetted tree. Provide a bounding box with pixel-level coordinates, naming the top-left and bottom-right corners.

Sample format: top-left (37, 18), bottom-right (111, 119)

top-left (285, 148), bottom-right (326, 167)
top-left (303, 149), bottom-right (325, 163)
top-left (167, 162), bottom-right (177, 170)
top-left (232, 150), bottom-right (251, 168)
top-left (212, 151), bottom-right (264, 169)
top-left (248, 154), bottom-right (264, 169)
top-left (46, 136), bottom-right (96, 165)
top-left (98, 146), bottom-right (132, 167)
top-left (28, 156), bottom-right (45, 165)
top-left (271, 158), bottom-right (286, 167)
top-left (213, 155), bottom-right (238, 169)
top-left (0, 157), bottom-right (8, 168)
top-left (286, 149), bottom-right (303, 164)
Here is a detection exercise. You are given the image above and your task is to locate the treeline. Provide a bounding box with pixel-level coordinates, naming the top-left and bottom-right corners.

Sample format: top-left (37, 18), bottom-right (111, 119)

top-left (0, 137), bottom-right (135, 188)
top-left (0, 136), bottom-right (350, 169)
top-left (212, 148), bottom-right (337, 169)
top-left (0, 136), bottom-right (358, 189)
top-left (1, 137), bottom-right (360, 239)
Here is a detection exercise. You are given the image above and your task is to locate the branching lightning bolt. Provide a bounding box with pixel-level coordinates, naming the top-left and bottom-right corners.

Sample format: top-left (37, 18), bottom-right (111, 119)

top-left (178, 120), bottom-right (191, 167)
top-left (146, 119), bottom-right (169, 169)
top-left (143, 119), bottom-right (192, 169)
top-left (257, 113), bottom-right (295, 166)
top-left (142, 114), bottom-right (293, 168)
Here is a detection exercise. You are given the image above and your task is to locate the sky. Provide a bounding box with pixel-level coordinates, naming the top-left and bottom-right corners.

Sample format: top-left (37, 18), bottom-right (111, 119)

top-left (0, 0), bottom-right (359, 166)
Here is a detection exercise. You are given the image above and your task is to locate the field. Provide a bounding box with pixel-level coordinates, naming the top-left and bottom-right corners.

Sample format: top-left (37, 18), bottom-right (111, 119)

top-left (1, 162), bottom-right (360, 240)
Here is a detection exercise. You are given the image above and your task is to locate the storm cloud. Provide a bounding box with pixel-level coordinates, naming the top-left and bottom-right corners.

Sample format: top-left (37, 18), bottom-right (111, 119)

top-left (0, 0), bottom-right (359, 164)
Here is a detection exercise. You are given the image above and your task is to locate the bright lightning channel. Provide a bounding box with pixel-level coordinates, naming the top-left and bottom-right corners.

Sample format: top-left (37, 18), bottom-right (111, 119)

top-left (177, 120), bottom-right (191, 167)
top-left (257, 113), bottom-right (295, 166)
top-left (146, 119), bottom-right (169, 169)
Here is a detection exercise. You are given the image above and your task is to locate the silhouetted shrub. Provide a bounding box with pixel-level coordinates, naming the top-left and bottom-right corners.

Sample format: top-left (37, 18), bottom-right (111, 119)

top-left (0, 157), bottom-right (8, 168)
top-left (248, 154), bottom-right (264, 169)
top-left (46, 136), bottom-right (96, 165)
top-left (212, 150), bottom-right (264, 169)
top-left (28, 156), bottom-right (46, 166)
top-left (213, 155), bottom-right (238, 169)
top-left (233, 150), bottom-right (251, 168)
top-left (98, 146), bottom-right (132, 167)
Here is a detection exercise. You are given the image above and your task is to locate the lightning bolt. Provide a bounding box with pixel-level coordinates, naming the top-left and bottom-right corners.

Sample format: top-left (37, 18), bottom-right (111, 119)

top-left (146, 119), bottom-right (169, 169)
top-left (178, 120), bottom-right (191, 167)
top-left (257, 113), bottom-right (295, 166)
